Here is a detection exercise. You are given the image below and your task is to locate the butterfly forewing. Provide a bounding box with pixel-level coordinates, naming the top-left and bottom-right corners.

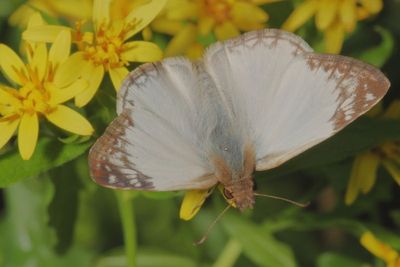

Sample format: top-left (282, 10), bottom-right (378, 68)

top-left (254, 53), bottom-right (389, 170)
top-left (202, 29), bottom-right (389, 171)
top-left (89, 111), bottom-right (154, 189)
top-left (89, 60), bottom-right (217, 191)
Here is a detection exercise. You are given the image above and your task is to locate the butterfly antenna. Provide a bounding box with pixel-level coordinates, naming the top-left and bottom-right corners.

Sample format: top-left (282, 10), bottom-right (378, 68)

top-left (194, 204), bottom-right (231, 246)
top-left (253, 192), bottom-right (310, 208)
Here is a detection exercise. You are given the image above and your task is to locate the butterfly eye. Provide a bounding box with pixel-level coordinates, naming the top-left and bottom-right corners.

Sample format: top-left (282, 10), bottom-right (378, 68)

top-left (223, 188), bottom-right (234, 200)
top-left (253, 181), bottom-right (258, 191)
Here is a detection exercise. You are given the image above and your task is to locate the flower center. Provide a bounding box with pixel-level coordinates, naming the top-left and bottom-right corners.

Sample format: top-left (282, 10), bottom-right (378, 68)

top-left (18, 83), bottom-right (51, 115)
top-left (76, 20), bottom-right (130, 71)
top-left (203, 0), bottom-right (232, 24)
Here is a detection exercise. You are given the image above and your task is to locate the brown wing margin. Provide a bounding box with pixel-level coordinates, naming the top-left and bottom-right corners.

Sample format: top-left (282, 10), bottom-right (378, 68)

top-left (88, 110), bottom-right (155, 190)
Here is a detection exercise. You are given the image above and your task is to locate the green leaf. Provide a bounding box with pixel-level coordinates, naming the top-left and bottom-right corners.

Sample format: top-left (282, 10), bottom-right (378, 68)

top-left (354, 27), bottom-right (394, 68)
top-left (48, 160), bottom-right (83, 254)
top-left (57, 134), bottom-right (91, 144)
top-left (141, 191), bottom-right (178, 199)
top-left (0, 137), bottom-right (92, 188)
top-left (317, 252), bottom-right (364, 267)
top-left (222, 215), bottom-right (297, 267)
top-left (0, 178), bottom-right (93, 267)
top-left (265, 117), bottom-right (400, 178)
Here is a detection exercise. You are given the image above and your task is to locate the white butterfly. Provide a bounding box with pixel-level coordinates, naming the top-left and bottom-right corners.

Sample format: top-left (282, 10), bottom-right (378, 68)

top-left (89, 29), bottom-right (389, 211)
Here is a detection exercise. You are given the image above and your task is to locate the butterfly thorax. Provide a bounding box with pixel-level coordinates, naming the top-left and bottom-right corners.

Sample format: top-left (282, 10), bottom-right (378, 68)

top-left (213, 144), bottom-right (256, 211)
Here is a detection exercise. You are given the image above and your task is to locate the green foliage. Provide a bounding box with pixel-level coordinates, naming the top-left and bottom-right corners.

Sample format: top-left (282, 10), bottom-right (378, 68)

top-left (222, 215), bottom-right (297, 267)
top-left (0, 137), bottom-right (92, 187)
top-left (1, 1), bottom-right (400, 267)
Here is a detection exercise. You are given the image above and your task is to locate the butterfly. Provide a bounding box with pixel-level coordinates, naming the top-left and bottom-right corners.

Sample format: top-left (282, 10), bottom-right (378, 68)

top-left (89, 29), bottom-right (390, 215)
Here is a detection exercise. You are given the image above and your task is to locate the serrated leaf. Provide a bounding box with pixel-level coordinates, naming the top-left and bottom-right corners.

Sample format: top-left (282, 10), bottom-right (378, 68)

top-left (0, 137), bottom-right (92, 187)
top-left (222, 215), bottom-right (297, 267)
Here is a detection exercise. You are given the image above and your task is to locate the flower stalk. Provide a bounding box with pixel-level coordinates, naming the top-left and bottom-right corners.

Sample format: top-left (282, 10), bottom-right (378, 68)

top-left (116, 191), bottom-right (137, 267)
top-left (213, 239), bottom-right (242, 267)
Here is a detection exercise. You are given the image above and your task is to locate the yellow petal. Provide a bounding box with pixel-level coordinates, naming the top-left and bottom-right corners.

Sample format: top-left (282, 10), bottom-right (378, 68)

top-left (0, 44), bottom-right (28, 85)
top-left (382, 100), bottom-right (400, 119)
top-left (251, 0), bottom-right (283, 3)
top-left (109, 67), bottom-right (129, 92)
top-left (49, 79), bottom-right (88, 105)
top-left (141, 27), bottom-right (152, 41)
top-left (151, 18), bottom-right (184, 35)
top-left (382, 160), bottom-right (400, 186)
top-left (345, 154), bottom-right (364, 205)
top-left (324, 23), bottom-right (345, 54)
top-left (360, 0), bottom-right (383, 14)
top-left (49, 30), bottom-right (71, 68)
top-left (125, 0), bottom-right (167, 39)
top-left (121, 41), bottom-right (163, 63)
top-left (231, 2), bottom-right (268, 31)
top-left (50, 0), bottom-right (92, 20)
top-left (179, 189), bottom-right (213, 221)
top-left (0, 119), bottom-right (20, 151)
top-left (214, 21), bottom-right (240, 41)
top-left (27, 12), bottom-right (44, 29)
top-left (54, 52), bottom-right (87, 88)
top-left (18, 112), bottom-right (39, 160)
top-left (359, 151), bottom-right (380, 194)
top-left (315, 0), bottom-right (339, 30)
top-left (93, 0), bottom-right (112, 30)
top-left (46, 105), bottom-right (94, 136)
top-left (282, 0), bottom-right (318, 32)
top-left (198, 17), bottom-right (215, 36)
top-left (165, 24), bottom-right (197, 57)
top-left (75, 64), bottom-right (104, 107)
top-left (166, 1), bottom-right (198, 20)
top-left (23, 25), bottom-right (72, 43)
top-left (0, 87), bottom-right (21, 107)
top-left (30, 43), bottom-right (48, 82)
top-left (8, 5), bottom-right (36, 28)
top-left (360, 232), bottom-right (399, 263)
top-left (339, 0), bottom-right (357, 32)
top-left (186, 43), bottom-right (205, 60)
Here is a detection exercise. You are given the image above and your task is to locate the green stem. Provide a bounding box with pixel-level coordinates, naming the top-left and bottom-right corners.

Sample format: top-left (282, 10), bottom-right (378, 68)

top-left (116, 191), bottom-right (137, 267)
top-left (212, 239), bottom-right (242, 267)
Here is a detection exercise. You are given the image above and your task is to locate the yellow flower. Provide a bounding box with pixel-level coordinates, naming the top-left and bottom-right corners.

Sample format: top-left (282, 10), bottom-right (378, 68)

top-left (345, 101), bottom-right (400, 205)
top-left (179, 185), bottom-right (235, 220)
top-left (360, 232), bottom-right (400, 267)
top-left (282, 0), bottom-right (383, 54)
top-left (9, 0), bottom-right (93, 28)
top-left (0, 27), bottom-right (93, 160)
top-left (152, 0), bottom-right (278, 58)
top-left (23, 0), bottom-right (166, 107)
top-left (180, 189), bottom-right (213, 220)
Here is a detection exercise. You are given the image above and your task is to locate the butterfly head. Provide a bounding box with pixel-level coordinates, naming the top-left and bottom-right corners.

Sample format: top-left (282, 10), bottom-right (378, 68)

top-left (222, 178), bottom-right (255, 211)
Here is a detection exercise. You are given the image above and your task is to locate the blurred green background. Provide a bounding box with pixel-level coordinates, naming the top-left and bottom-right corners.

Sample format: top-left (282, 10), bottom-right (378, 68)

top-left (0, 0), bottom-right (399, 267)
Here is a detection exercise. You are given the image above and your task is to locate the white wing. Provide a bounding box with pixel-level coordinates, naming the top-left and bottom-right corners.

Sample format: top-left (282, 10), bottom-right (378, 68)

top-left (203, 29), bottom-right (390, 171)
top-left (89, 59), bottom-right (217, 190)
